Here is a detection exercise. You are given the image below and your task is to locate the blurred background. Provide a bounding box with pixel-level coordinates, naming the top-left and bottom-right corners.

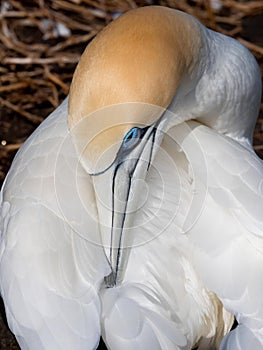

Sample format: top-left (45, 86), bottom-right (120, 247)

top-left (0, 0), bottom-right (262, 348)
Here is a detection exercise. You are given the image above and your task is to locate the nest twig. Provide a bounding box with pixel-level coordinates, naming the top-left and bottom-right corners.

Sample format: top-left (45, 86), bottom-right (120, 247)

top-left (0, 0), bottom-right (263, 182)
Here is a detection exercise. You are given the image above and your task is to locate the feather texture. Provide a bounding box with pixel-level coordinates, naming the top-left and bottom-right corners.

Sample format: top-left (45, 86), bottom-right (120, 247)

top-left (1, 6), bottom-right (262, 350)
top-left (0, 99), bottom-right (110, 349)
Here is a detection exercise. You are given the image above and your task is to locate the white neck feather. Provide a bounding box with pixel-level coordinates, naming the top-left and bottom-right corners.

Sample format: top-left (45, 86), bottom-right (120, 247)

top-left (170, 24), bottom-right (262, 146)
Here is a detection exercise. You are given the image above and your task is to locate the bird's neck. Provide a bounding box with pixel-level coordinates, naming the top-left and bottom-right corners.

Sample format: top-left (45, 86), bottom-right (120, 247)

top-left (169, 27), bottom-right (262, 147)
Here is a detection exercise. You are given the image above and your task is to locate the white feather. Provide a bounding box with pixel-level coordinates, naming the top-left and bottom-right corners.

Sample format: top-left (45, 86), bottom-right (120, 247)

top-left (1, 6), bottom-right (262, 350)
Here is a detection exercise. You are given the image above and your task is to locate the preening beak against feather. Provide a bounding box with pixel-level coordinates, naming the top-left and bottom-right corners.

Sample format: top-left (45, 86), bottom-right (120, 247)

top-left (71, 102), bottom-right (167, 286)
top-left (1, 5), bottom-right (263, 350)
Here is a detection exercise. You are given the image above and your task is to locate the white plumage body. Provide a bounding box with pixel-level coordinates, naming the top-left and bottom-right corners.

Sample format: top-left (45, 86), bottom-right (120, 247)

top-left (0, 6), bottom-right (262, 350)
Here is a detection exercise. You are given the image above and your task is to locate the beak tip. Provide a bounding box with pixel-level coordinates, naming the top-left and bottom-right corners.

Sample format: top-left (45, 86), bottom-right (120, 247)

top-left (104, 271), bottom-right (117, 288)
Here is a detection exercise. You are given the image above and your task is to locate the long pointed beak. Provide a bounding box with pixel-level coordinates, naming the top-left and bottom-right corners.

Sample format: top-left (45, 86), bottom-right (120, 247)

top-left (105, 164), bottom-right (133, 286)
top-left (107, 139), bottom-right (155, 286)
top-left (92, 123), bottom-right (161, 287)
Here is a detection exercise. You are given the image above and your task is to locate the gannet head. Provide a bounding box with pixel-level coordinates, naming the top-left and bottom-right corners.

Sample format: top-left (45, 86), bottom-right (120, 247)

top-left (67, 6), bottom-right (203, 285)
top-left (68, 6), bottom-right (201, 123)
top-left (68, 6), bottom-right (202, 173)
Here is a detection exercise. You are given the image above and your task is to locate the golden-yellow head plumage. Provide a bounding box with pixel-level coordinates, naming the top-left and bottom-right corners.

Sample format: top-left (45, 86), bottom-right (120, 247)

top-left (68, 6), bottom-right (202, 172)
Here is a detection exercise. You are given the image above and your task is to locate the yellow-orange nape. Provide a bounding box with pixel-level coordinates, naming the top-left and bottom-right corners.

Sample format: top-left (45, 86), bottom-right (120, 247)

top-left (68, 6), bottom-right (202, 173)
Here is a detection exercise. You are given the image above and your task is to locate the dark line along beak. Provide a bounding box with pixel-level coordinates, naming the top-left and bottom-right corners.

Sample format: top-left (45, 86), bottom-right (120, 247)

top-left (104, 124), bottom-right (158, 287)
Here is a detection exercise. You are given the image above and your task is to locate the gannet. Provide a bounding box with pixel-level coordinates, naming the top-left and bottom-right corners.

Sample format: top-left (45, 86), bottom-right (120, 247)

top-left (0, 6), bottom-right (262, 350)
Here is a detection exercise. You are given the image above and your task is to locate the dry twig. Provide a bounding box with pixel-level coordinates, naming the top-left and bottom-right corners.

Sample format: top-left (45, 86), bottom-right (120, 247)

top-left (0, 0), bottom-right (263, 184)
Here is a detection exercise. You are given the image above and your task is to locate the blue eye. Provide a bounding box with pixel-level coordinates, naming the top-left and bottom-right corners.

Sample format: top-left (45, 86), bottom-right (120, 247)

top-left (123, 127), bottom-right (139, 147)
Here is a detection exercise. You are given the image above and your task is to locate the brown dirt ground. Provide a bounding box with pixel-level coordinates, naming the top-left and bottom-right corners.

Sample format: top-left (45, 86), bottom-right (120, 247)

top-left (0, 0), bottom-right (263, 349)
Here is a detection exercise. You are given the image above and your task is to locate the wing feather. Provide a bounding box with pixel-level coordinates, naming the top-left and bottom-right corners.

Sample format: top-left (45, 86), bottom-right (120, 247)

top-left (177, 122), bottom-right (263, 244)
top-left (0, 204), bottom-right (107, 349)
top-left (0, 98), bottom-right (110, 349)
